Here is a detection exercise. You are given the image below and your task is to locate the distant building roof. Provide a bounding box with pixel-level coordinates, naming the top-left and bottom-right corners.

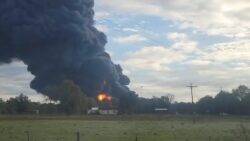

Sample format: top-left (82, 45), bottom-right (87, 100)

top-left (154, 108), bottom-right (168, 111)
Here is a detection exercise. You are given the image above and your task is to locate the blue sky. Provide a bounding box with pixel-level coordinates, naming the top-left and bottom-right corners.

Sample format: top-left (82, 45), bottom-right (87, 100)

top-left (0, 0), bottom-right (250, 102)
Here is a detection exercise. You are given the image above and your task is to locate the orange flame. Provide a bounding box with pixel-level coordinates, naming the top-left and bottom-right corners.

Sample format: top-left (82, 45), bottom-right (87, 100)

top-left (97, 93), bottom-right (112, 102)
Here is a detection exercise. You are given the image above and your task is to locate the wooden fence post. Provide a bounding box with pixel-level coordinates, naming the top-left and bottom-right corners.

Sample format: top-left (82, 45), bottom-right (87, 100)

top-left (135, 134), bottom-right (138, 141)
top-left (25, 131), bottom-right (30, 141)
top-left (76, 130), bottom-right (80, 141)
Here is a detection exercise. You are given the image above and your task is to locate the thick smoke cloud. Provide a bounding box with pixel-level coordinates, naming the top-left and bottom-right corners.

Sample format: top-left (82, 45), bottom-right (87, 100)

top-left (0, 0), bottom-right (136, 99)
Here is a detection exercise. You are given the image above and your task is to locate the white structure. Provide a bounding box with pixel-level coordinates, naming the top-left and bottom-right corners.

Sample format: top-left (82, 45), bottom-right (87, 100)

top-left (99, 109), bottom-right (118, 115)
top-left (87, 107), bottom-right (118, 115)
top-left (87, 107), bottom-right (99, 115)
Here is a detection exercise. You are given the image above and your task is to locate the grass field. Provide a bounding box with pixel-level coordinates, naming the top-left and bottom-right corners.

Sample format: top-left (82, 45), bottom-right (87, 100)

top-left (0, 115), bottom-right (250, 141)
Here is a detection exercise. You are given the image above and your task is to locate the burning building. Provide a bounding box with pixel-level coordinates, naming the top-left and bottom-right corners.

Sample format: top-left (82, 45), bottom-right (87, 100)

top-left (87, 93), bottom-right (118, 115)
top-left (0, 0), bottom-right (137, 112)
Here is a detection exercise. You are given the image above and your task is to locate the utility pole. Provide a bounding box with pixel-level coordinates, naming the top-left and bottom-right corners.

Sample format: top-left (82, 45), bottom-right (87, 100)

top-left (187, 83), bottom-right (197, 104)
top-left (187, 83), bottom-right (198, 124)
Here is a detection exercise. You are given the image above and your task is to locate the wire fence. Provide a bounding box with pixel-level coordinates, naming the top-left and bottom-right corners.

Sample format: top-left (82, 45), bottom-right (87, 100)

top-left (3, 130), bottom-right (245, 141)
top-left (20, 131), bottom-right (142, 141)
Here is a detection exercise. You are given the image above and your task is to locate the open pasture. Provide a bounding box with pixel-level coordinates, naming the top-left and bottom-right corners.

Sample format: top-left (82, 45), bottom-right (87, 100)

top-left (0, 115), bottom-right (250, 141)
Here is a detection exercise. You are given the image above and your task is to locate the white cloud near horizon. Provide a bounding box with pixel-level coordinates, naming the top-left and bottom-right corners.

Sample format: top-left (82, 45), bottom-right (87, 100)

top-left (0, 62), bottom-right (45, 102)
top-left (114, 34), bottom-right (147, 44)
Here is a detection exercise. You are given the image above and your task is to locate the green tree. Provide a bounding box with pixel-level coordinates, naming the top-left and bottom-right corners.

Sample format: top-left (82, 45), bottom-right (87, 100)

top-left (152, 96), bottom-right (171, 109)
top-left (135, 97), bottom-right (153, 113)
top-left (118, 91), bottom-right (138, 114)
top-left (232, 85), bottom-right (250, 99)
top-left (0, 98), bottom-right (6, 114)
top-left (169, 102), bottom-right (193, 114)
top-left (6, 94), bottom-right (31, 114)
top-left (214, 91), bottom-right (241, 115)
top-left (135, 95), bottom-right (172, 114)
top-left (196, 96), bottom-right (214, 114)
top-left (37, 103), bottom-right (58, 115)
top-left (45, 80), bottom-right (87, 115)
top-left (233, 85), bottom-right (250, 115)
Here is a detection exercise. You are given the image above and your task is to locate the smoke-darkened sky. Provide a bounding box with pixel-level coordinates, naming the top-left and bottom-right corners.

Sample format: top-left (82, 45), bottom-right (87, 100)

top-left (0, 0), bottom-right (249, 102)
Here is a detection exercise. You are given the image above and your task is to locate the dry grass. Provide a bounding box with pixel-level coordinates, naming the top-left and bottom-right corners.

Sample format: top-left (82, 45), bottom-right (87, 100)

top-left (0, 115), bottom-right (250, 141)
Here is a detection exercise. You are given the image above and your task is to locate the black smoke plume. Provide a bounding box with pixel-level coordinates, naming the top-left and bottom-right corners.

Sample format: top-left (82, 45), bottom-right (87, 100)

top-left (0, 0), bottom-right (137, 101)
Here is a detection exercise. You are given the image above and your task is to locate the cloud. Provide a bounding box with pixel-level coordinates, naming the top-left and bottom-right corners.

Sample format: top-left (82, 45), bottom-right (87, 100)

top-left (96, 1), bottom-right (250, 101)
top-left (95, 24), bottom-right (109, 33)
top-left (124, 46), bottom-right (186, 72)
top-left (94, 11), bottom-right (111, 20)
top-left (121, 38), bottom-right (250, 101)
top-left (167, 32), bottom-right (199, 54)
top-left (0, 61), bottom-right (39, 101)
top-left (185, 60), bottom-right (211, 66)
top-left (96, 0), bottom-right (250, 38)
top-left (167, 32), bottom-right (188, 41)
top-left (202, 40), bottom-right (250, 63)
top-left (122, 28), bottom-right (139, 33)
top-left (114, 34), bottom-right (147, 44)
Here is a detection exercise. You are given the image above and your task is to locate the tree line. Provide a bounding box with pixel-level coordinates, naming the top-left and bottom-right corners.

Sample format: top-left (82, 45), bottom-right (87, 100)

top-left (136, 85), bottom-right (250, 115)
top-left (0, 84), bottom-right (249, 115)
top-left (195, 85), bottom-right (250, 115)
